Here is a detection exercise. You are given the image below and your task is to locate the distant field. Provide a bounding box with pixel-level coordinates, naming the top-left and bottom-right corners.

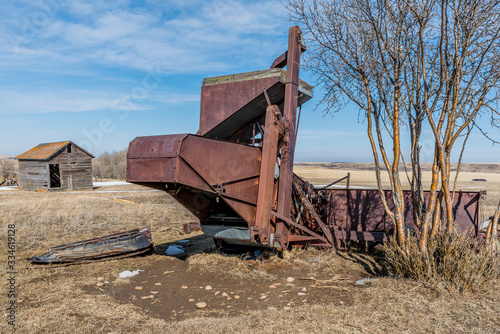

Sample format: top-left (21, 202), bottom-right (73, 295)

top-left (295, 162), bottom-right (500, 173)
top-left (294, 162), bottom-right (500, 216)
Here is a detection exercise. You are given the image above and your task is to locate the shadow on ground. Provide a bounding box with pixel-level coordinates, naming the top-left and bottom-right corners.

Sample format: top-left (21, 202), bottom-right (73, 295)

top-left (152, 234), bottom-right (277, 261)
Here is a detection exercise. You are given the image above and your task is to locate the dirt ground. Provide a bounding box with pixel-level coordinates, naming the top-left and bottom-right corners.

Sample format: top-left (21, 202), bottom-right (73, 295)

top-left (0, 163), bottom-right (499, 333)
top-left (101, 244), bottom-right (366, 322)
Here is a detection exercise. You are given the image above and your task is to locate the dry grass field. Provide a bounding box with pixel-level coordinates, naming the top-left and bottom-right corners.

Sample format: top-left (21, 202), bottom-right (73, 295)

top-left (294, 162), bottom-right (500, 215)
top-left (0, 163), bottom-right (498, 333)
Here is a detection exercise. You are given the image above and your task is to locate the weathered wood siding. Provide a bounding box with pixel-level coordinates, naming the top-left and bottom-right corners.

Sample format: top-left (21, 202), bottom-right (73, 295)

top-left (18, 145), bottom-right (93, 191)
top-left (18, 161), bottom-right (48, 190)
top-left (49, 146), bottom-right (93, 190)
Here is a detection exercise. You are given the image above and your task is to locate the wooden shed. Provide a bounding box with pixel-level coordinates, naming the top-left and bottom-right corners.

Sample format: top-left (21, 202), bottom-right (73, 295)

top-left (16, 141), bottom-right (94, 191)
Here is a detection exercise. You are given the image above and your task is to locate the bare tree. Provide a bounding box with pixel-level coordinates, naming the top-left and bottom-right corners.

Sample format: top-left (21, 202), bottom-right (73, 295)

top-left (93, 149), bottom-right (127, 180)
top-left (0, 159), bottom-right (18, 182)
top-left (485, 200), bottom-right (500, 252)
top-left (287, 0), bottom-right (500, 251)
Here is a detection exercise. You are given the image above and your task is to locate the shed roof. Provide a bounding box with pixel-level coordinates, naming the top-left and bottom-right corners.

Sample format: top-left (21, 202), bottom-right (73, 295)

top-left (16, 141), bottom-right (95, 160)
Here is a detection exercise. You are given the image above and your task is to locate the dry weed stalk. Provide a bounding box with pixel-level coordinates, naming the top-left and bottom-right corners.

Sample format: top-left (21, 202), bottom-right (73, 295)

top-left (385, 229), bottom-right (499, 292)
top-left (485, 199), bottom-right (500, 253)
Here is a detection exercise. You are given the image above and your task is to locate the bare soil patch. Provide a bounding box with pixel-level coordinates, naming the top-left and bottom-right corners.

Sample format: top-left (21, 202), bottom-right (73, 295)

top-left (96, 239), bottom-right (370, 322)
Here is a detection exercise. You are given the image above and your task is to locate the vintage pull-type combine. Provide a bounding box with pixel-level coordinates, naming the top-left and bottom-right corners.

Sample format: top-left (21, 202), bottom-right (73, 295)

top-left (127, 27), bottom-right (484, 250)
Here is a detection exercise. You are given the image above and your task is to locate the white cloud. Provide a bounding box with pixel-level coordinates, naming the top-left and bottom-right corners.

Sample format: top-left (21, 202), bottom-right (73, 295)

top-left (0, 1), bottom-right (291, 115)
top-left (0, 0), bottom-right (290, 74)
top-left (64, 0), bottom-right (131, 16)
top-left (0, 87), bottom-right (200, 115)
top-left (63, 11), bottom-right (154, 46)
top-left (0, 90), bottom-right (120, 114)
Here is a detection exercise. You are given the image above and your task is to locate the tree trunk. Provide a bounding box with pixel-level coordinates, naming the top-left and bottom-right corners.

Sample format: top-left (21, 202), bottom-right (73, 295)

top-left (485, 200), bottom-right (500, 252)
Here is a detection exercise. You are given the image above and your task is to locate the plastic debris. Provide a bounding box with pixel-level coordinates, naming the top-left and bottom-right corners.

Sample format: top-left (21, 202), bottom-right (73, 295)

top-left (165, 245), bottom-right (185, 256)
top-left (119, 269), bottom-right (144, 278)
top-left (354, 278), bottom-right (373, 286)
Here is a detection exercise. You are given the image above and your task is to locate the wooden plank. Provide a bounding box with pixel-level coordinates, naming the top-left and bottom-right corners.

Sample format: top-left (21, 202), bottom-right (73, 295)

top-left (202, 68), bottom-right (313, 95)
top-left (18, 161), bottom-right (49, 190)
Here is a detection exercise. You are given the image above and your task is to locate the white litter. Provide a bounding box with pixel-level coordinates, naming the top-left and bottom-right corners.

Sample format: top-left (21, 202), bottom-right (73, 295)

top-left (166, 245), bottom-right (185, 256)
top-left (119, 269), bottom-right (144, 278)
top-left (355, 278), bottom-right (373, 286)
top-left (0, 186), bottom-right (18, 191)
top-left (93, 181), bottom-right (132, 187)
top-left (478, 219), bottom-right (492, 233)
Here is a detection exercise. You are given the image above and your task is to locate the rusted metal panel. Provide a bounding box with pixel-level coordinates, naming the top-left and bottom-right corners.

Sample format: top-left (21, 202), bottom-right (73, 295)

top-left (253, 105), bottom-right (282, 246)
top-left (180, 135), bottom-right (260, 200)
top-left (179, 135), bottom-right (261, 225)
top-left (199, 72), bottom-right (280, 137)
top-left (315, 188), bottom-right (484, 236)
top-left (276, 26), bottom-right (304, 248)
top-left (127, 134), bottom-right (261, 225)
top-left (199, 68), bottom-right (312, 140)
top-left (28, 227), bottom-right (153, 266)
top-left (270, 44), bottom-right (306, 69)
top-left (182, 222), bottom-right (202, 234)
top-left (176, 159), bottom-right (214, 193)
top-left (127, 134), bottom-right (188, 183)
top-left (452, 191), bottom-right (484, 234)
top-left (127, 26), bottom-right (320, 250)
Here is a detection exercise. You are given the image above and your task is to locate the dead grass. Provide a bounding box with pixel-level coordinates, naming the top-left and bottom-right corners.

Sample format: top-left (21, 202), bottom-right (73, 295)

top-left (0, 186), bottom-right (194, 333)
top-left (186, 246), bottom-right (383, 283)
top-left (385, 230), bottom-right (500, 292)
top-left (0, 165), bottom-right (499, 333)
top-left (0, 189), bottom-right (194, 250)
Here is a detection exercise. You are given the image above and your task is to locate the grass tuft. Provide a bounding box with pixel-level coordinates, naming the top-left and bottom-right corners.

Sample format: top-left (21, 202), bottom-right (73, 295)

top-left (385, 229), bottom-right (500, 292)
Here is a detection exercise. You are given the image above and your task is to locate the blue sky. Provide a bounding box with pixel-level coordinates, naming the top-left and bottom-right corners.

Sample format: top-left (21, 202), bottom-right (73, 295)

top-left (0, 0), bottom-right (499, 162)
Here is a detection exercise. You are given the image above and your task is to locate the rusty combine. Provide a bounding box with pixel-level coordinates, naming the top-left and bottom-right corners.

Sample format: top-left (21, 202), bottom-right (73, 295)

top-left (127, 26), bottom-right (484, 251)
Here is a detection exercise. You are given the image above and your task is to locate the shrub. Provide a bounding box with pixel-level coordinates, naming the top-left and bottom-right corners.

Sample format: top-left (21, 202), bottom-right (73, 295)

top-left (0, 158), bottom-right (18, 182)
top-left (385, 229), bottom-right (499, 292)
top-left (92, 149), bottom-right (127, 180)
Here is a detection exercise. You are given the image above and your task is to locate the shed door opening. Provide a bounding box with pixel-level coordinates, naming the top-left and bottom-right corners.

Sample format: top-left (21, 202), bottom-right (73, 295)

top-left (49, 164), bottom-right (61, 188)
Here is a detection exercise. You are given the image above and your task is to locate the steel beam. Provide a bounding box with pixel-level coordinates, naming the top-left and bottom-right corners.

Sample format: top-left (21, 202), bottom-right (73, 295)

top-left (253, 105), bottom-right (282, 246)
top-left (276, 26), bottom-right (303, 248)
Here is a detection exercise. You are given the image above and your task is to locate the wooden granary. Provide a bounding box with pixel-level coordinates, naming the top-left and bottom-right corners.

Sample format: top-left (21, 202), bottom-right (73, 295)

top-left (16, 141), bottom-right (94, 191)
